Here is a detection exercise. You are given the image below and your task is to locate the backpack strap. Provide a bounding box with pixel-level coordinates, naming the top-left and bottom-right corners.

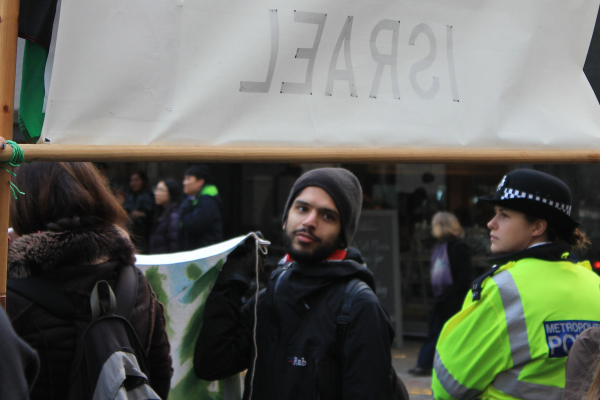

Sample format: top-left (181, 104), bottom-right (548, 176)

top-left (113, 265), bottom-right (138, 319)
top-left (89, 265), bottom-right (139, 322)
top-left (335, 279), bottom-right (409, 400)
top-left (90, 281), bottom-right (117, 321)
top-left (336, 278), bottom-right (371, 343)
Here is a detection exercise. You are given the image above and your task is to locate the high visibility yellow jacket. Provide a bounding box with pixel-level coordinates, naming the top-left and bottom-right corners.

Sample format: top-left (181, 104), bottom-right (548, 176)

top-left (432, 243), bottom-right (600, 400)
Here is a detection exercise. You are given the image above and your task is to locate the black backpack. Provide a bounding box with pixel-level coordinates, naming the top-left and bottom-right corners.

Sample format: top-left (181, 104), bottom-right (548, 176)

top-left (8, 265), bottom-right (161, 400)
top-left (337, 279), bottom-right (410, 400)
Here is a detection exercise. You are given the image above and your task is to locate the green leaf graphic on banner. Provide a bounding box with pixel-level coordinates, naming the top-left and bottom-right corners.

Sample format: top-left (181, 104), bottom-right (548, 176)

top-left (170, 261), bottom-right (225, 400)
top-left (181, 261), bottom-right (222, 305)
top-left (187, 263), bottom-right (203, 281)
top-left (145, 266), bottom-right (173, 336)
top-left (179, 261), bottom-right (222, 363)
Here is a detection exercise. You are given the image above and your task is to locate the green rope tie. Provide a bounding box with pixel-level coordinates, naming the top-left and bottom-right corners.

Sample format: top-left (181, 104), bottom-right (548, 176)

top-left (3, 140), bottom-right (26, 199)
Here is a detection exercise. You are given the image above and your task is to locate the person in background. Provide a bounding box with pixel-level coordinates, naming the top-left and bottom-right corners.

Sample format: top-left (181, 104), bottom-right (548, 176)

top-left (93, 162), bottom-right (127, 206)
top-left (194, 168), bottom-right (408, 399)
top-left (124, 170), bottom-right (155, 254)
top-left (432, 169), bottom-right (600, 399)
top-left (0, 305), bottom-right (39, 400)
top-left (149, 178), bottom-right (182, 254)
top-left (409, 211), bottom-right (471, 377)
top-left (179, 164), bottom-right (223, 251)
top-left (93, 162), bottom-right (109, 184)
top-left (5, 162), bottom-right (172, 400)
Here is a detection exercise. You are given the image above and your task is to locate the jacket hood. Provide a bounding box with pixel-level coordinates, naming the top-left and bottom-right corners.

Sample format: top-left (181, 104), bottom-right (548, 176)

top-left (8, 225), bottom-right (136, 279)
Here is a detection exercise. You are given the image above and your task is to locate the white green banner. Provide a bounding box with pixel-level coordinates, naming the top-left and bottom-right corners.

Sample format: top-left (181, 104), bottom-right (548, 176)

top-left (135, 234), bottom-right (258, 400)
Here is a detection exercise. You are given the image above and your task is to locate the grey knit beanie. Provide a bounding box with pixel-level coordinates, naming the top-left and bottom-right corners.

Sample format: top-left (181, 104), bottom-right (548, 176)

top-left (282, 168), bottom-right (363, 246)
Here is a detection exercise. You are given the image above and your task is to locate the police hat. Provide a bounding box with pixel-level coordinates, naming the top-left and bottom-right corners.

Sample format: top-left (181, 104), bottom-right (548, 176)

top-left (479, 169), bottom-right (579, 231)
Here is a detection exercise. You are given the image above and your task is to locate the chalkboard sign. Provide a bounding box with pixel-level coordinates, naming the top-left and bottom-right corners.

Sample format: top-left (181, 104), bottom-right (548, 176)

top-left (352, 210), bottom-right (403, 348)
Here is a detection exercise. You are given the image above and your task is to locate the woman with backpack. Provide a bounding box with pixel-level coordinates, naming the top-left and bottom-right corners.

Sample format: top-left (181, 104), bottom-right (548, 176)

top-left (408, 211), bottom-right (472, 377)
top-left (5, 161), bottom-right (173, 399)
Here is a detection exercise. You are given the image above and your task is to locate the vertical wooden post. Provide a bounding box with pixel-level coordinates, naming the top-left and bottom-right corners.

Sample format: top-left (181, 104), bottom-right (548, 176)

top-left (0, 0), bottom-right (19, 308)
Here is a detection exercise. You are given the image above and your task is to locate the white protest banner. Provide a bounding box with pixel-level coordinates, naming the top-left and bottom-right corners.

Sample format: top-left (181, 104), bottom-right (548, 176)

top-left (41, 0), bottom-right (600, 150)
top-left (135, 234), bottom-right (264, 400)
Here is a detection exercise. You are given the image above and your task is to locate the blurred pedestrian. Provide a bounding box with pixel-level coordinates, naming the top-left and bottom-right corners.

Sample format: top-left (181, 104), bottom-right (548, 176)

top-left (409, 211), bottom-right (471, 377)
top-left (179, 164), bottom-right (223, 250)
top-left (124, 170), bottom-right (155, 253)
top-left (149, 178), bottom-right (182, 254)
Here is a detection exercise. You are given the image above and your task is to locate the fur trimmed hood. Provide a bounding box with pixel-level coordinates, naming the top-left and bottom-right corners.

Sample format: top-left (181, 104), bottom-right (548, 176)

top-left (8, 225), bottom-right (136, 279)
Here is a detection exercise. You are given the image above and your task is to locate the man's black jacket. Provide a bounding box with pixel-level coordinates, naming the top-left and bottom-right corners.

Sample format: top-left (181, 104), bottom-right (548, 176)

top-left (194, 248), bottom-right (396, 400)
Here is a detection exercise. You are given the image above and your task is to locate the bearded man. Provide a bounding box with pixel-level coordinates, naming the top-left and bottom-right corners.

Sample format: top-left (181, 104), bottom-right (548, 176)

top-left (194, 168), bottom-right (405, 400)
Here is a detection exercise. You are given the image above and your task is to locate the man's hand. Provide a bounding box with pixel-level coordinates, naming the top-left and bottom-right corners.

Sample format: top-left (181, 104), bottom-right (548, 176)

top-left (220, 233), bottom-right (267, 284)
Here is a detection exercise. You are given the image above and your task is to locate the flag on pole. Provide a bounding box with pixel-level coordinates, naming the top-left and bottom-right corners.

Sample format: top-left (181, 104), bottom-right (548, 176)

top-left (17, 0), bottom-right (59, 143)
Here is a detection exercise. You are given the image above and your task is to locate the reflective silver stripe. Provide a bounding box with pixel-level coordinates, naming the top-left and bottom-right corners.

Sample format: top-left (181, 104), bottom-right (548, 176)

top-left (434, 351), bottom-right (481, 400)
top-left (492, 271), bottom-right (531, 365)
top-left (494, 369), bottom-right (563, 400)
top-left (492, 271), bottom-right (562, 399)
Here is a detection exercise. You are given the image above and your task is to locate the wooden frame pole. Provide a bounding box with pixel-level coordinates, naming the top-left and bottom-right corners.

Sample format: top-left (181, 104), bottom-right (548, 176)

top-left (0, 144), bottom-right (599, 163)
top-left (0, 0), bottom-right (19, 308)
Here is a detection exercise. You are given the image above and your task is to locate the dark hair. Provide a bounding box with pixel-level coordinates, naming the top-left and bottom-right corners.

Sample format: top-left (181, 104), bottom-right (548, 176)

top-left (94, 162), bottom-right (109, 172)
top-left (586, 351), bottom-right (600, 400)
top-left (131, 170), bottom-right (149, 185)
top-left (10, 162), bottom-right (130, 235)
top-left (184, 164), bottom-right (213, 184)
top-left (524, 214), bottom-right (590, 249)
top-left (159, 179), bottom-right (182, 204)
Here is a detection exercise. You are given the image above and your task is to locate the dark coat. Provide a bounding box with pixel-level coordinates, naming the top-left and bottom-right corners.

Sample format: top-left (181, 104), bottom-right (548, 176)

top-left (415, 239), bottom-right (472, 369)
top-left (437, 239), bottom-right (472, 318)
top-left (149, 202), bottom-right (180, 254)
top-left (6, 226), bottom-right (173, 400)
top-left (194, 249), bottom-right (396, 400)
top-left (124, 189), bottom-right (155, 253)
top-left (178, 192), bottom-right (223, 251)
top-left (0, 306), bottom-right (39, 400)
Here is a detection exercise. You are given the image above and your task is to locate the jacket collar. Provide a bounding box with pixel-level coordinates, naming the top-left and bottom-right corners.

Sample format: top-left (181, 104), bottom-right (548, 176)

top-left (8, 225), bottom-right (136, 278)
top-left (276, 246), bottom-right (376, 292)
top-left (487, 241), bottom-right (573, 266)
top-left (281, 249), bottom-right (348, 264)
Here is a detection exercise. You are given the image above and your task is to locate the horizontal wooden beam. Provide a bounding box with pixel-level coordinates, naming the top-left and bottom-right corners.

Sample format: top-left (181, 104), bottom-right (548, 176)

top-left (2, 144), bottom-right (600, 164)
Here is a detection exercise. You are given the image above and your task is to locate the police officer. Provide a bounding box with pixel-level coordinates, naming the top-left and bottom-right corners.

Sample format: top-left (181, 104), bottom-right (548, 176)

top-left (432, 169), bottom-right (600, 400)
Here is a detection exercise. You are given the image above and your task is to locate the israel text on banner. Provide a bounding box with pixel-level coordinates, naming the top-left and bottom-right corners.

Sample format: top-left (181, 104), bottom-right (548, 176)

top-left (135, 235), bottom-right (254, 400)
top-left (40, 0), bottom-right (600, 149)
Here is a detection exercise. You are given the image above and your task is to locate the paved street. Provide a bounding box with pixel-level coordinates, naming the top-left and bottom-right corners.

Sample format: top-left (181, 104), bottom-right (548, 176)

top-left (392, 338), bottom-right (434, 400)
